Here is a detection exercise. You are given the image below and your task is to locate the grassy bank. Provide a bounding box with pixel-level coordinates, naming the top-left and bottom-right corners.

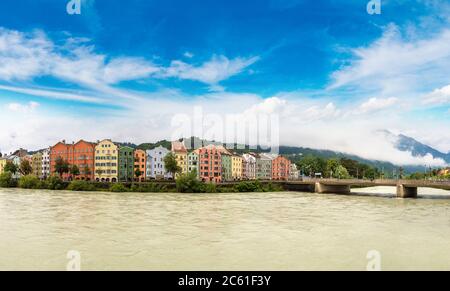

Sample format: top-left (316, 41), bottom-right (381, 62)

top-left (0, 172), bottom-right (283, 193)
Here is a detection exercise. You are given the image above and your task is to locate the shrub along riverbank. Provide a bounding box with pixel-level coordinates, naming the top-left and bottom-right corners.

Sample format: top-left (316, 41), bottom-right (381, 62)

top-left (0, 172), bottom-right (283, 193)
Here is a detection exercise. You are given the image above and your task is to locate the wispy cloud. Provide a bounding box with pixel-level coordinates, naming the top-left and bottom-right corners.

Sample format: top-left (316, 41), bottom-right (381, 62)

top-left (330, 24), bottom-right (450, 96)
top-left (161, 55), bottom-right (260, 91)
top-left (0, 27), bottom-right (258, 100)
top-left (423, 84), bottom-right (450, 105)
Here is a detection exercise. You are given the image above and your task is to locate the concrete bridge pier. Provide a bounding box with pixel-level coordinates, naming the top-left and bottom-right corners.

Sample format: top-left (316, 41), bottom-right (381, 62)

top-left (397, 184), bottom-right (418, 198)
top-left (315, 183), bottom-right (351, 195)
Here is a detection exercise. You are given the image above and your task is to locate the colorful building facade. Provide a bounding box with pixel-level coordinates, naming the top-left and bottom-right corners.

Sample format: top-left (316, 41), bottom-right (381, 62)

top-left (242, 153), bottom-right (257, 180)
top-left (256, 153), bottom-right (274, 180)
top-left (31, 152), bottom-right (43, 178)
top-left (272, 156), bottom-right (291, 181)
top-left (50, 140), bottom-right (96, 181)
top-left (0, 158), bottom-right (6, 175)
top-left (187, 150), bottom-right (200, 178)
top-left (172, 141), bottom-right (188, 175)
top-left (199, 145), bottom-right (223, 183)
top-left (41, 149), bottom-right (50, 179)
top-left (146, 146), bottom-right (171, 180)
top-left (134, 149), bottom-right (147, 181)
top-left (118, 146), bottom-right (134, 182)
top-left (221, 153), bottom-right (232, 182)
top-left (94, 139), bottom-right (119, 182)
top-left (231, 155), bottom-right (243, 180)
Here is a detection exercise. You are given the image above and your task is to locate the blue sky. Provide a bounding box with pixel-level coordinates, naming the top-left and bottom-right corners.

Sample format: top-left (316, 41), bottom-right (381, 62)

top-left (0, 0), bottom-right (449, 165)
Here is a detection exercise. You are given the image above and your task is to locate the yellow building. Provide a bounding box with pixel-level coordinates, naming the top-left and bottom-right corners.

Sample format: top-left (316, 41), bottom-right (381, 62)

top-left (231, 154), bottom-right (243, 180)
top-left (172, 141), bottom-right (188, 175)
top-left (94, 139), bottom-right (119, 182)
top-left (0, 158), bottom-right (6, 175)
top-left (31, 152), bottom-right (43, 178)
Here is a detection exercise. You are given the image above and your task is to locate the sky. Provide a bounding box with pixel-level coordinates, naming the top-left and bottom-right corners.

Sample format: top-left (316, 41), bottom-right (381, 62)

top-left (0, 0), bottom-right (449, 166)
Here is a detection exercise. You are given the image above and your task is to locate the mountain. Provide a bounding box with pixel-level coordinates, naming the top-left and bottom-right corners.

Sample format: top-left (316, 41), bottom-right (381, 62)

top-left (379, 130), bottom-right (450, 164)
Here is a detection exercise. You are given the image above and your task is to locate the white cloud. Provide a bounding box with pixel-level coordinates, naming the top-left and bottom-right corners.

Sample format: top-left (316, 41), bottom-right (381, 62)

top-left (0, 28), bottom-right (257, 98)
top-left (330, 24), bottom-right (450, 96)
top-left (183, 51), bottom-right (194, 58)
top-left (423, 84), bottom-right (450, 105)
top-left (6, 101), bottom-right (39, 113)
top-left (355, 97), bottom-right (398, 114)
top-left (162, 55), bottom-right (260, 90)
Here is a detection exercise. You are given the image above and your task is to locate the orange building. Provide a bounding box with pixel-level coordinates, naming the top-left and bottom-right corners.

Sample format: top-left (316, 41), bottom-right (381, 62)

top-left (272, 156), bottom-right (291, 181)
top-left (199, 145), bottom-right (225, 183)
top-left (134, 149), bottom-right (147, 181)
top-left (50, 140), bottom-right (96, 181)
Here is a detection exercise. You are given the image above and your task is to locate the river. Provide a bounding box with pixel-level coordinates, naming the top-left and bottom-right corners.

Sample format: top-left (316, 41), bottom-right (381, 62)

top-left (0, 187), bottom-right (449, 270)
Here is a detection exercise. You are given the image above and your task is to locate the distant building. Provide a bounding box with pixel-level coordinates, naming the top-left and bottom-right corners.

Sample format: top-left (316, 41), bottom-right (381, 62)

top-left (7, 155), bottom-right (22, 179)
top-left (0, 158), bottom-right (6, 175)
top-left (41, 149), bottom-right (50, 179)
top-left (118, 146), bottom-right (134, 182)
top-left (272, 156), bottom-right (291, 181)
top-left (231, 154), bottom-right (243, 180)
top-left (199, 145), bottom-right (223, 183)
top-left (172, 141), bottom-right (188, 176)
top-left (221, 152), bottom-right (232, 182)
top-left (187, 150), bottom-right (200, 178)
top-left (95, 139), bottom-right (119, 182)
top-left (146, 146), bottom-right (172, 180)
top-left (289, 163), bottom-right (300, 180)
top-left (256, 153), bottom-right (275, 180)
top-left (134, 149), bottom-right (147, 182)
top-left (242, 153), bottom-right (257, 180)
top-left (50, 140), bottom-right (96, 181)
top-left (31, 152), bottom-right (43, 178)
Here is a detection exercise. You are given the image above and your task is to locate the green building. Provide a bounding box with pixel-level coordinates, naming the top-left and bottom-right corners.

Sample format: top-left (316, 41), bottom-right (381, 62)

top-left (119, 146), bottom-right (134, 182)
top-left (187, 151), bottom-right (200, 178)
top-left (221, 153), bottom-right (232, 182)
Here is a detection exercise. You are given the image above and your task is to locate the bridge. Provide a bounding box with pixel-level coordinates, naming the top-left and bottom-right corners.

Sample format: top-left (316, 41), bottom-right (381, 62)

top-left (279, 179), bottom-right (450, 198)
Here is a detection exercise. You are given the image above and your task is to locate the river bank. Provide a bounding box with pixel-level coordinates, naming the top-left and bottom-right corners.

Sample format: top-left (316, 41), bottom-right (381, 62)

top-left (0, 173), bottom-right (283, 194)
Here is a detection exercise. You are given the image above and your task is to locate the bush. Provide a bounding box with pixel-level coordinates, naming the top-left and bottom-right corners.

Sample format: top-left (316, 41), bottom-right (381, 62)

top-left (67, 180), bottom-right (96, 191)
top-left (130, 183), bottom-right (167, 193)
top-left (176, 172), bottom-right (203, 193)
top-left (46, 175), bottom-right (66, 190)
top-left (110, 183), bottom-right (129, 193)
top-left (202, 183), bottom-right (217, 193)
top-left (18, 175), bottom-right (40, 189)
top-left (234, 181), bottom-right (263, 192)
top-left (0, 172), bottom-right (16, 188)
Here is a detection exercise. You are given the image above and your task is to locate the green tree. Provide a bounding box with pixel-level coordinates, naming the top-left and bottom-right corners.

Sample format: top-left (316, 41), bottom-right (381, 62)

top-left (176, 170), bottom-right (203, 193)
top-left (164, 152), bottom-right (181, 177)
top-left (0, 172), bottom-right (16, 188)
top-left (54, 157), bottom-right (69, 177)
top-left (19, 159), bottom-right (33, 176)
top-left (134, 169), bottom-right (143, 181)
top-left (325, 158), bottom-right (341, 178)
top-left (70, 165), bottom-right (80, 176)
top-left (296, 155), bottom-right (326, 177)
top-left (335, 165), bottom-right (351, 179)
top-left (4, 160), bottom-right (18, 174)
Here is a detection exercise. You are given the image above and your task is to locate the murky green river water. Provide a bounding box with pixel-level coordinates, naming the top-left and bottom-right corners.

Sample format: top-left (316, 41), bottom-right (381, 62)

top-left (0, 187), bottom-right (449, 270)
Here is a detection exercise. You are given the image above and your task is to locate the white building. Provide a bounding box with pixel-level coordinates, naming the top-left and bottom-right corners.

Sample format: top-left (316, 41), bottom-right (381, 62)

top-left (289, 163), bottom-right (300, 180)
top-left (41, 148), bottom-right (50, 179)
top-left (6, 155), bottom-right (21, 179)
top-left (146, 146), bottom-right (172, 180)
top-left (242, 153), bottom-right (257, 180)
